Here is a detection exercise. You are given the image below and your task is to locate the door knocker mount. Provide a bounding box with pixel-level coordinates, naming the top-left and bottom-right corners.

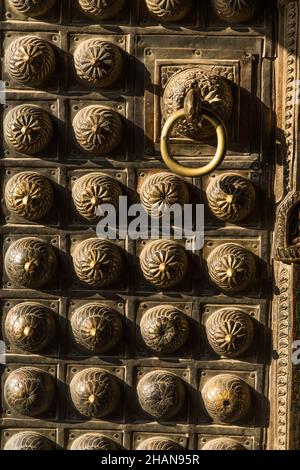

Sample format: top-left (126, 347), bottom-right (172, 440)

top-left (160, 68), bottom-right (231, 177)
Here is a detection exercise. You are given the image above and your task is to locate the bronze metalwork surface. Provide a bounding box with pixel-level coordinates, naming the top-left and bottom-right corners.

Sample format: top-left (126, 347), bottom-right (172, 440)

top-left (0, 0), bottom-right (299, 452)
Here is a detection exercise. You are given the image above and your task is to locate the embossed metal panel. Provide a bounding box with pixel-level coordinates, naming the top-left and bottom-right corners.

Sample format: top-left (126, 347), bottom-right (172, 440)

top-left (0, 0), bottom-right (296, 451)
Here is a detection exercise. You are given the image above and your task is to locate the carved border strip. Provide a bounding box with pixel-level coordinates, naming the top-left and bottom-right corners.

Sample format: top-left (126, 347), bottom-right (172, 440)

top-left (276, 263), bottom-right (292, 450)
top-left (283, 0), bottom-right (299, 192)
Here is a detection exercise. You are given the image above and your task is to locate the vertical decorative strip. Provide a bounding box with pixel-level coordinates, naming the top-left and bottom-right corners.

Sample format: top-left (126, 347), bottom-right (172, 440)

top-left (276, 263), bottom-right (291, 449)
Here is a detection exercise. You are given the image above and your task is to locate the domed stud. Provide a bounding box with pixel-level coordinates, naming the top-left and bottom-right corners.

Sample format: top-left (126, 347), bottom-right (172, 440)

top-left (78, 0), bottom-right (125, 20)
top-left (4, 367), bottom-right (55, 417)
top-left (71, 303), bottom-right (123, 354)
top-left (70, 368), bottom-right (121, 418)
top-left (137, 370), bottom-right (186, 420)
top-left (5, 172), bottom-right (54, 221)
top-left (4, 432), bottom-right (54, 451)
top-left (7, 0), bottom-right (56, 17)
top-left (137, 437), bottom-right (183, 450)
top-left (73, 106), bottom-right (123, 156)
top-left (145, 0), bottom-right (193, 22)
top-left (72, 238), bottom-right (122, 288)
top-left (5, 302), bottom-right (56, 353)
top-left (4, 105), bottom-right (53, 155)
top-left (206, 308), bottom-right (254, 358)
top-left (72, 173), bottom-right (122, 221)
top-left (5, 36), bottom-right (55, 87)
top-left (162, 70), bottom-right (233, 140)
top-left (140, 172), bottom-right (189, 216)
top-left (74, 39), bottom-right (123, 88)
top-left (140, 305), bottom-right (189, 355)
top-left (71, 433), bottom-right (120, 450)
top-left (140, 240), bottom-right (188, 289)
top-left (211, 0), bottom-right (260, 24)
top-left (207, 243), bottom-right (256, 293)
top-left (202, 438), bottom-right (246, 450)
top-left (202, 374), bottom-right (251, 424)
top-left (207, 174), bottom-right (256, 223)
top-left (5, 237), bottom-right (57, 289)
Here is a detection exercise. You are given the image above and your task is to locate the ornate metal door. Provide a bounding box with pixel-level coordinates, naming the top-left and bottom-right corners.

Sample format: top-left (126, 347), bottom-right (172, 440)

top-left (0, 0), bottom-right (299, 451)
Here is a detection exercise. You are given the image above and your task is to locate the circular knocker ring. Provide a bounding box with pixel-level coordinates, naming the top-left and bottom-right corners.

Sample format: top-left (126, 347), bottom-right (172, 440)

top-left (160, 93), bottom-right (228, 177)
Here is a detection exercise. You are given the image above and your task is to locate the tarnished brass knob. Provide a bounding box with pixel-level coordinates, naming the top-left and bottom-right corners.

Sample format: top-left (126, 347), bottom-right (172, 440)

top-left (72, 238), bottom-right (122, 288)
top-left (207, 174), bottom-right (255, 223)
top-left (202, 374), bottom-right (251, 424)
top-left (74, 39), bottom-right (123, 88)
top-left (4, 105), bottom-right (53, 155)
top-left (145, 0), bottom-right (192, 22)
top-left (4, 432), bottom-right (54, 451)
top-left (5, 172), bottom-right (54, 221)
top-left (202, 438), bottom-right (246, 451)
top-left (4, 367), bottom-right (55, 417)
top-left (71, 433), bottom-right (120, 450)
top-left (140, 305), bottom-right (189, 355)
top-left (73, 106), bottom-right (123, 155)
top-left (205, 308), bottom-right (254, 358)
top-left (71, 303), bottom-right (123, 353)
top-left (140, 240), bottom-right (188, 289)
top-left (5, 237), bottom-right (57, 289)
top-left (211, 0), bottom-right (260, 24)
top-left (8, 0), bottom-right (56, 17)
top-left (5, 302), bottom-right (56, 353)
top-left (6, 36), bottom-right (55, 86)
top-left (140, 172), bottom-right (189, 216)
top-left (72, 173), bottom-right (122, 221)
top-left (78, 0), bottom-right (125, 20)
top-left (137, 437), bottom-right (183, 450)
top-left (207, 243), bottom-right (256, 292)
top-left (70, 368), bottom-right (121, 418)
top-left (137, 370), bottom-right (186, 419)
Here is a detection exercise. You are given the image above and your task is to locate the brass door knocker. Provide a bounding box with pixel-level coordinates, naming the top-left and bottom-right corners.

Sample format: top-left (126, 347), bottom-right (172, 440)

top-left (160, 88), bottom-right (228, 177)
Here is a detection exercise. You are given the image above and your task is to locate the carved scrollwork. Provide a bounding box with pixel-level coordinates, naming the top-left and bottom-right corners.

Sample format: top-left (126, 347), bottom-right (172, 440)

top-left (71, 433), bottom-right (120, 450)
top-left (207, 174), bottom-right (256, 223)
top-left (8, 0), bottom-right (56, 17)
top-left (205, 308), bottom-right (254, 358)
top-left (78, 0), bottom-right (125, 19)
top-left (137, 370), bottom-right (186, 419)
top-left (73, 106), bottom-right (123, 155)
top-left (140, 305), bottom-right (189, 355)
top-left (140, 172), bottom-right (189, 216)
top-left (140, 240), bottom-right (188, 289)
top-left (5, 172), bottom-right (54, 221)
top-left (71, 303), bottom-right (123, 353)
top-left (211, 0), bottom-right (260, 23)
top-left (4, 105), bottom-right (53, 155)
top-left (274, 191), bottom-right (300, 263)
top-left (202, 374), bottom-right (251, 424)
top-left (162, 69), bottom-right (233, 140)
top-left (5, 237), bottom-right (57, 289)
top-left (202, 438), bottom-right (246, 450)
top-left (145, 0), bottom-right (192, 22)
top-left (207, 243), bottom-right (256, 292)
top-left (72, 173), bottom-right (122, 221)
top-left (74, 39), bottom-right (123, 88)
top-left (70, 368), bottom-right (121, 418)
top-left (72, 238), bottom-right (122, 288)
top-left (4, 432), bottom-right (54, 451)
top-left (137, 437), bottom-right (183, 450)
top-left (4, 367), bottom-right (55, 417)
top-left (5, 302), bottom-right (56, 353)
top-left (6, 36), bottom-right (55, 86)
